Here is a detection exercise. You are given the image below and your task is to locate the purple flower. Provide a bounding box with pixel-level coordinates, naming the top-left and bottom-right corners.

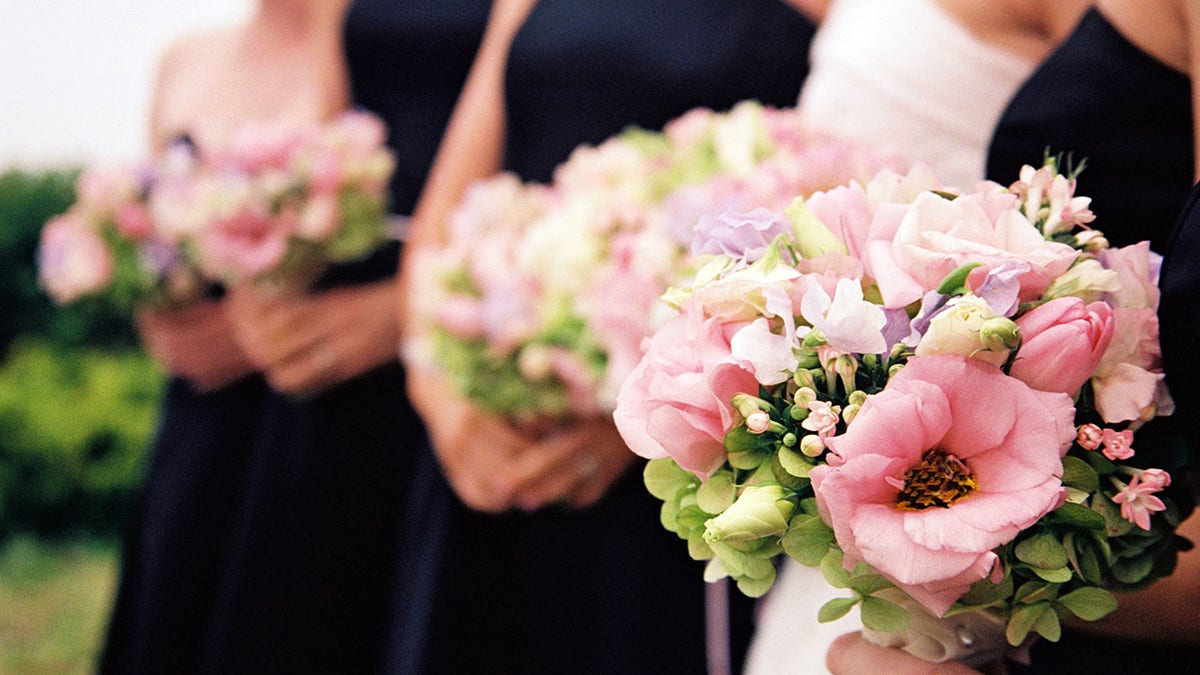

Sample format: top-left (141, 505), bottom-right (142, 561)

top-left (691, 207), bottom-right (789, 262)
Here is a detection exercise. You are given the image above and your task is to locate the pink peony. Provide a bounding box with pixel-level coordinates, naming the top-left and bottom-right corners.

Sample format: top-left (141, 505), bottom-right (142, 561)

top-left (37, 213), bottom-right (115, 304)
top-left (614, 302), bottom-right (759, 479)
top-left (1009, 297), bottom-right (1114, 396)
top-left (812, 355), bottom-right (1075, 616)
top-left (866, 190), bottom-right (1079, 309)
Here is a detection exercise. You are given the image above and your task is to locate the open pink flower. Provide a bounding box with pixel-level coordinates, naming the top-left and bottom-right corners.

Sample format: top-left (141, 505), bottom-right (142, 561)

top-left (811, 355), bottom-right (1075, 616)
top-left (198, 204), bottom-right (289, 280)
top-left (614, 302), bottom-right (758, 479)
top-left (1112, 474), bottom-right (1167, 531)
top-left (865, 191), bottom-right (1079, 308)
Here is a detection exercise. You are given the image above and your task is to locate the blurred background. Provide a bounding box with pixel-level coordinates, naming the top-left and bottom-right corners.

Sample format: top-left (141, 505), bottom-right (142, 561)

top-left (1, 2), bottom-right (248, 671)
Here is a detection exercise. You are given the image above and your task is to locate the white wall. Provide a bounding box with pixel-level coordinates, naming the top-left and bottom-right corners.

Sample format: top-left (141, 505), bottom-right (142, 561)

top-left (0, 0), bottom-right (251, 169)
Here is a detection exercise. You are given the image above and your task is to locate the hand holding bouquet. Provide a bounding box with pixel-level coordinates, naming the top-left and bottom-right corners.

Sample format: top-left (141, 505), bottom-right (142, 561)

top-left (614, 159), bottom-right (1189, 665)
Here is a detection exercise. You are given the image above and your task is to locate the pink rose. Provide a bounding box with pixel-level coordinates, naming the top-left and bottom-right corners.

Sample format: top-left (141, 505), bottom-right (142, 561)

top-left (614, 303), bottom-right (759, 479)
top-left (813, 355), bottom-right (1075, 616)
top-left (115, 202), bottom-right (154, 240)
top-left (1099, 242), bottom-right (1161, 310)
top-left (38, 213), bottom-right (115, 304)
top-left (198, 204), bottom-right (289, 280)
top-left (1009, 297), bottom-right (1115, 396)
top-left (866, 191), bottom-right (1079, 308)
top-left (1091, 307), bottom-right (1170, 423)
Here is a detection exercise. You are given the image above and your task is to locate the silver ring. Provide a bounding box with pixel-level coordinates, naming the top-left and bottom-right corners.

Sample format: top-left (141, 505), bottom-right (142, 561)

top-left (576, 452), bottom-right (599, 479)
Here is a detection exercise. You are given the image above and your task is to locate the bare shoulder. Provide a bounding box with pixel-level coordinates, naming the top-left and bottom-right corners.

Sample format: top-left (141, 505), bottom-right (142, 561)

top-left (149, 26), bottom-right (237, 149)
top-left (1096, 0), bottom-right (1187, 74)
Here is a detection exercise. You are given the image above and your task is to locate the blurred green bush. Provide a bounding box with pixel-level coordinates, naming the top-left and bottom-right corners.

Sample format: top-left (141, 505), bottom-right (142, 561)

top-left (0, 168), bottom-right (161, 539)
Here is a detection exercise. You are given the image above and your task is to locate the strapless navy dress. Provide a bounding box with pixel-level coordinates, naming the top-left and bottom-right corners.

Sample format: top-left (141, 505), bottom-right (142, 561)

top-left (988, 9), bottom-right (1199, 674)
top-left (412, 2), bottom-right (817, 674)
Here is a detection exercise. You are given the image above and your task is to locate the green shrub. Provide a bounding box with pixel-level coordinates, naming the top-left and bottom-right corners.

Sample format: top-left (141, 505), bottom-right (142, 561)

top-left (0, 340), bottom-right (163, 538)
top-left (0, 167), bottom-right (139, 356)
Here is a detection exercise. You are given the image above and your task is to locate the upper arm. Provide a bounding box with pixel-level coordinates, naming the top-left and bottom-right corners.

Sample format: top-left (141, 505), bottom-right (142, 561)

top-left (146, 35), bottom-right (197, 153)
top-left (1186, 0), bottom-right (1200, 179)
top-left (406, 0), bottom-right (538, 247)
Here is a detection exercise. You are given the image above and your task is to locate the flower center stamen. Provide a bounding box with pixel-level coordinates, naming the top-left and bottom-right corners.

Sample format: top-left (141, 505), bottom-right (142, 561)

top-left (895, 449), bottom-right (978, 510)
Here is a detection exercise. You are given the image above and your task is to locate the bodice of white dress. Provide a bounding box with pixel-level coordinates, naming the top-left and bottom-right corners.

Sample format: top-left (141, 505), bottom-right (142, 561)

top-left (796, 0), bottom-right (1035, 190)
top-left (747, 2), bottom-right (1037, 673)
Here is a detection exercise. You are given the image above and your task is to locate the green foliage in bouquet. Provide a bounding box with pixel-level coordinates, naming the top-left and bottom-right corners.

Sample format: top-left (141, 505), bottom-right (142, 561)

top-left (0, 340), bottom-right (162, 538)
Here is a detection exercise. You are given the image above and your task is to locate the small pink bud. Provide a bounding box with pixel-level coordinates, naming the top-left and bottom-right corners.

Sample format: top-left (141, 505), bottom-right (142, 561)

top-left (745, 410), bottom-right (771, 434)
top-left (1076, 423), bottom-right (1103, 450)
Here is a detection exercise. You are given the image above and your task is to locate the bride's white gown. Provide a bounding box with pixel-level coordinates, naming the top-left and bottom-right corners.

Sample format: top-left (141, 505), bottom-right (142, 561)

top-left (744, 0), bottom-right (1035, 672)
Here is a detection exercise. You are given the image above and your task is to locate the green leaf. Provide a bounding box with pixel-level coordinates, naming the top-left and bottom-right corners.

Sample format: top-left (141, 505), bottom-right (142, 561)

top-left (955, 574), bottom-right (1013, 609)
top-left (676, 504), bottom-right (713, 534)
top-left (777, 445), bottom-right (814, 478)
top-left (935, 262), bottom-right (984, 295)
top-left (1032, 605), bottom-right (1062, 642)
top-left (1015, 531), bottom-right (1070, 569)
top-left (1057, 587), bottom-right (1119, 621)
top-left (1049, 502), bottom-right (1107, 530)
top-left (1060, 455), bottom-right (1100, 493)
top-left (696, 471), bottom-right (737, 514)
top-left (644, 458), bottom-right (697, 501)
top-left (860, 595), bottom-right (911, 633)
top-left (817, 596), bottom-right (860, 623)
top-left (1031, 566), bottom-right (1074, 583)
top-left (820, 549), bottom-right (852, 589)
top-left (1006, 602), bottom-right (1053, 646)
top-left (848, 574), bottom-right (893, 596)
top-left (1113, 554), bottom-right (1156, 584)
top-left (1014, 581), bottom-right (1059, 604)
top-left (797, 497), bottom-right (821, 517)
top-left (780, 515), bottom-right (835, 567)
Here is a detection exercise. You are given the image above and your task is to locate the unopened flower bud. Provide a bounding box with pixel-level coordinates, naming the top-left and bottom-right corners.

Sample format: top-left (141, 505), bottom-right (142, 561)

top-left (732, 393), bottom-right (771, 419)
top-left (703, 484), bottom-right (794, 543)
top-left (979, 317), bottom-right (1021, 353)
top-left (842, 403), bottom-right (861, 425)
top-left (1076, 423), bottom-right (1103, 450)
top-left (793, 369), bottom-right (818, 391)
top-left (888, 363), bottom-right (906, 379)
top-left (745, 410), bottom-right (771, 434)
top-left (782, 432), bottom-right (797, 448)
top-left (847, 390), bottom-right (868, 407)
top-left (792, 387), bottom-right (818, 411)
top-left (1139, 468), bottom-right (1172, 490)
top-left (834, 355), bottom-right (858, 394)
top-left (799, 434), bottom-right (826, 457)
top-left (802, 329), bottom-right (827, 349)
top-left (1074, 229), bottom-right (1109, 252)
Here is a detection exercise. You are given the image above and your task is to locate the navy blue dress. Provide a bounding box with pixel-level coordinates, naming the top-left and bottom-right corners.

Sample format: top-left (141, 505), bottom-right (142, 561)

top-left (416, 2), bottom-right (817, 674)
top-left (102, 3), bottom-right (489, 673)
top-left (986, 9), bottom-right (1194, 254)
top-left (987, 9), bottom-right (1199, 674)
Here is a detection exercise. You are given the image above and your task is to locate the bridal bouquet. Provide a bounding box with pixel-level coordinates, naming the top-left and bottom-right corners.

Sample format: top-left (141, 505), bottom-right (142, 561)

top-left (39, 111), bottom-right (397, 312)
top-left (37, 146), bottom-right (206, 310)
top-left (165, 110), bottom-right (396, 290)
top-left (421, 102), bottom-right (887, 421)
top-left (614, 159), bottom-right (1188, 663)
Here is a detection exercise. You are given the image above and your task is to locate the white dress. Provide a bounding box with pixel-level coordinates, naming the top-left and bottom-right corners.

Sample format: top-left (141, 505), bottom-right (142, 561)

top-left (744, 1), bottom-right (1036, 673)
top-left (795, 0), bottom-right (1035, 191)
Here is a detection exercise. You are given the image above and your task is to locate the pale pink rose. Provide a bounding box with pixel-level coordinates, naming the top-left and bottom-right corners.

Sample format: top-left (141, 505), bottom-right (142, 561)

top-left (812, 355), bottom-right (1076, 616)
top-left (38, 213), bottom-right (115, 304)
top-left (614, 302), bottom-right (760, 479)
top-left (866, 191), bottom-right (1080, 308)
top-left (1112, 473), bottom-right (1167, 531)
top-left (1009, 297), bottom-right (1114, 396)
top-left (1092, 307), bottom-right (1169, 423)
top-left (586, 255), bottom-right (664, 409)
top-left (1099, 242), bottom-right (1161, 310)
top-left (663, 107), bottom-right (715, 146)
top-left (199, 205), bottom-right (289, 280)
